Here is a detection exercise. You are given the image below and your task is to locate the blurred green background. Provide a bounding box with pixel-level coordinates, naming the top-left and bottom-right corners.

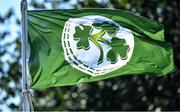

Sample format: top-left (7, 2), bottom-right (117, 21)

top-left (0, 0), bottom-right (179, 111)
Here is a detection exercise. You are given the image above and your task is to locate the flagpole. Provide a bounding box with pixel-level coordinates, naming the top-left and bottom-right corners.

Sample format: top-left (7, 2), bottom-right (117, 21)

top-left (20, 0), bottom-right (33, 111)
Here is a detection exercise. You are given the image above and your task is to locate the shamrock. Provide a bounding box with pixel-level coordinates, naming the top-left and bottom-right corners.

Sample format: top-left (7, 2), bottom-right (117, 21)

top-left (107, 37), bottom-right (130, 64)
top-left (73, 22), bottom-right (130, 65)
top-left (74, 25), bottom-right (92, 50)
top-left (93, 22), bottom-right (119, 36)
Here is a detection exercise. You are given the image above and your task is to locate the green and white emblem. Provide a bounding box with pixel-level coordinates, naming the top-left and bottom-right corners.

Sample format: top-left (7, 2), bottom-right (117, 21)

top-left (62, 15), bottom-right (134, 76)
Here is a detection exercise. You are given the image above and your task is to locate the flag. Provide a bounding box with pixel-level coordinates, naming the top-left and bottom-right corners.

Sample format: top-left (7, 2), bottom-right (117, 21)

top-left (27, 9), bottom-right (174, 88)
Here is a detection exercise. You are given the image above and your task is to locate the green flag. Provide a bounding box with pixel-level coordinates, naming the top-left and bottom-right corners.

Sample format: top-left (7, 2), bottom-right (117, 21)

top-left (27, 9), bottom-right (174, 88)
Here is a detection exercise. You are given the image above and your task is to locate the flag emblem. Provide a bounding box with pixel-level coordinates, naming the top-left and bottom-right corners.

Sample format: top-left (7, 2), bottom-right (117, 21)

top-left (62, 15), bottom-right (134, 76)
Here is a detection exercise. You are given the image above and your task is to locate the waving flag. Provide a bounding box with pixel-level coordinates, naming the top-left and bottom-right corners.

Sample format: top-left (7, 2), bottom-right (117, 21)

top-left (27, 9), bottom-right (174, 88)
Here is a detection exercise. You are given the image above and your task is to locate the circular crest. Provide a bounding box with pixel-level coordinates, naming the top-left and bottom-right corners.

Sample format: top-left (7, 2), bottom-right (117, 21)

top-left (62, 15), bottom-right (134, 76)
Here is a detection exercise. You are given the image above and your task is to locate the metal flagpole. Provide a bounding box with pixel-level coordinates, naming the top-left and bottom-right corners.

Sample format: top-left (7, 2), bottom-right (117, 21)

top-left (20, 0), bottom-right (34, 111)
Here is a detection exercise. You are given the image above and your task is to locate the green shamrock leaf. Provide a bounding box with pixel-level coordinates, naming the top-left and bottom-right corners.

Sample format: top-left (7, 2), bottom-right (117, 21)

top-left (107, 37), bottom-right (130, 64)
top-left (73, 24), bottom-right (92, 50)
top-left (93, 22), bottom-right (119, 36)
top-left (74, 24), bottom-right (110, 64)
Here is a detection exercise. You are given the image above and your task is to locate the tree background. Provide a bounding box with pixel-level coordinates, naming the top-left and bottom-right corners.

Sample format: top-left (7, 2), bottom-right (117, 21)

top-left (0, 0), bottom-right (180, 111)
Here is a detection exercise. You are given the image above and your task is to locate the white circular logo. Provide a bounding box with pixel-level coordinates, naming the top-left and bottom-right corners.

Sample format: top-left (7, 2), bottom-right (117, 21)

top-left (62, 15), bottom-right (134, 76)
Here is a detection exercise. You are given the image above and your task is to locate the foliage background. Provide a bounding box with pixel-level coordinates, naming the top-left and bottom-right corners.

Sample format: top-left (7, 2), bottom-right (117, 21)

top-left (0, 0), bottom-right (179, 111)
